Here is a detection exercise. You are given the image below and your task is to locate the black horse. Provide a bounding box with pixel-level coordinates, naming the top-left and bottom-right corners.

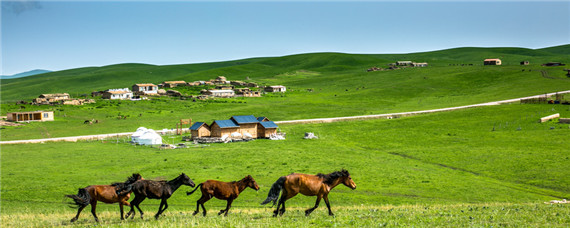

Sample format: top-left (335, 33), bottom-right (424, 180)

top-left (124, 173), bottom-right (195, 219)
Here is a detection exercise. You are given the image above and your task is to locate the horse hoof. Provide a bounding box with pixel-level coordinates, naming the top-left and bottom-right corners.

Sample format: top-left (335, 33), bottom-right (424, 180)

top-left (192, 211), bottom-right (199, 216)
top-left (70, 218), bottom-right (77, 223)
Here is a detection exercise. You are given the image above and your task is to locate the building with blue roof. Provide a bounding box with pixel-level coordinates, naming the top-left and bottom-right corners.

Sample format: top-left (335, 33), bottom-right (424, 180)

top-left (190, 122), bottom-right (211, 138)
top-left (258, 121), bottom-right (279, 138)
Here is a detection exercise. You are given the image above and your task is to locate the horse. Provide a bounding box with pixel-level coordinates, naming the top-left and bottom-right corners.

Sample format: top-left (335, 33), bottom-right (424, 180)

top-left (186, 175), bottom-right (259, 216)
top-left (261, 169), bottom-right (356, 217)
top-left (125, 173), bottom-right (195, 220)
top-left (65, 173), bottom-right (142, 222)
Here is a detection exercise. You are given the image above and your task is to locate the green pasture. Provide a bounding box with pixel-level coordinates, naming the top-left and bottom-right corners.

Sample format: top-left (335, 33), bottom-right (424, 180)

top-left (1, 103), bottom-right (569, 226)
top-left (2, 63), bottom-right (570, 141)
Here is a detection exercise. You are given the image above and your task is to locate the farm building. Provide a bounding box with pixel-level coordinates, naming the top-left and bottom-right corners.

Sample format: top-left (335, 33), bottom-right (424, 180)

top-left (396, 61), bottom-right (413, 66)
top-left (412, 62), bottom-right (428, 67)
top-left (160, 81), bottom-right (187, 88)
top-left (520, 61), bottom-right (529, 65)
top-left (484, 59), bottom-right (502, 65)
top-left (132, 83), bottom-right (158, 95)
top-left (231, 115), bottom-right (259, 138)
top-left (242, 91), bottom-right (261, 97)
top-left (190, 122), bottom-right (211, 138)
top-left (102, 88), bottom-right (133, 100)
top-left (203, 90), bottom-right (235, 98)
top-left (39, 93), bottom-right (70, 100)
top-left (210, 120), bottom-right (240, 138)
top-left (258, 121), bottom-right (278, 138)
top-left (7, 111), bottom-right (54, 122)
top-left (265, 86), bottom-right (287, 92)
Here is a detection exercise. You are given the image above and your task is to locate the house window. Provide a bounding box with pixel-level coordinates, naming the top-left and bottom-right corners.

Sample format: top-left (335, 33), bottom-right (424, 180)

top-left (44, 113), bottom-right (49, 118)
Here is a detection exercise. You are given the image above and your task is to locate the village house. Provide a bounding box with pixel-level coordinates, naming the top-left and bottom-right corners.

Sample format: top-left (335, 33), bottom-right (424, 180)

top-left (265, 85), bottom-right (287, 93)
top-left (132, 83), bottom-right (158, 95)
top-left (160, 81), bottom-right (187, 88)
top-left (102, 88), bottom-right (133, 100)
top-left (33, 93), bottom-right (70, 104)
top-left (520, 61), bottom-right (529, 65)
top-left (484, 59), bottom-right (502, 65)
top-left (241, 91), bottom-right (261, 97)
top-left (202, 89), bottom-right (235, 98)
top-left (190, 122), bottom-right (211, 138)
top-left (7, 111), bottom-right (54, 122)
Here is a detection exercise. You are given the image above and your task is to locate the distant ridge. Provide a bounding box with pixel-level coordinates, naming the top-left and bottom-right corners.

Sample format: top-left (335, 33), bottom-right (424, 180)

top-left (1, 69), bottom-right (52, 79)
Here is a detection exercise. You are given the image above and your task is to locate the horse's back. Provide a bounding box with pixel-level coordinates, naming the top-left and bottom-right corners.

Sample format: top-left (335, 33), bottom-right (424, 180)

top-left (203, 180), bottom-right (236, 198)
top-left (285, 173), bottom-right (325, 196)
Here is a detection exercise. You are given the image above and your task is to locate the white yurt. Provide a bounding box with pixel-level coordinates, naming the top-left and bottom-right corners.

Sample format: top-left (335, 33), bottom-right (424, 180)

top-left (132, 127), bottom-right (162, 145)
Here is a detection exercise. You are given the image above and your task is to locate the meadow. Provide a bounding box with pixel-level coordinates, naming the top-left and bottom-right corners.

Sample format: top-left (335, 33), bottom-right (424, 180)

top-left (1, 103), bottom-right (569, 227)
top-left (1, 46), bottom-right (569, 226)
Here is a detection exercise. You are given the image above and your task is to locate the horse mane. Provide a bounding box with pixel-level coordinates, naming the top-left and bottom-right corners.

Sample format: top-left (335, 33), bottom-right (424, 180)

top-left (316, 169), bottom-right (350, 185)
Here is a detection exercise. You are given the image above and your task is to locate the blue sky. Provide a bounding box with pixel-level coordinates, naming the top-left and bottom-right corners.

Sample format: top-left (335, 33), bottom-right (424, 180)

top-left (1, 0), bottom-right (569, 75)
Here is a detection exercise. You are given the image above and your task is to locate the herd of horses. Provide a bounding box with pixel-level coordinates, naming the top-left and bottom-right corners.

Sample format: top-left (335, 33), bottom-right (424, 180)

top-left (65, 169), bottom-right (356, 222)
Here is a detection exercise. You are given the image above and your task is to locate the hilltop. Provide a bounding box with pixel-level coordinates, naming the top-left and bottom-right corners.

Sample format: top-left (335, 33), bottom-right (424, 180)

top-left (1, 45), bottom-right (568, 102)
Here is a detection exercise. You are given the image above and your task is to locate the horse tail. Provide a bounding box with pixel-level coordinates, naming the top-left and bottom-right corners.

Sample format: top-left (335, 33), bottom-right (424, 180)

top-left (261, 176), bottom-right (286, 206)
top-left (65, 188), bottom-right (91, 208)
top-left (186, 183), bottom-right (203, 196)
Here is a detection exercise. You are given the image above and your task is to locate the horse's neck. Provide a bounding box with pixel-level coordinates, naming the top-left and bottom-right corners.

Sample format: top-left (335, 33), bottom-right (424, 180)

top-left (324, 178), bottom-right (342, 190)
top-left (166, 178), bottom-right (183, 193)
top-left (236, 179), bottom-right (248, 193)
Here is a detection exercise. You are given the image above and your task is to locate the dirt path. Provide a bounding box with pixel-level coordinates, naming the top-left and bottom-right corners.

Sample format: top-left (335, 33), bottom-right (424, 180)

top-left (2, 90), bottom-right (569, 145)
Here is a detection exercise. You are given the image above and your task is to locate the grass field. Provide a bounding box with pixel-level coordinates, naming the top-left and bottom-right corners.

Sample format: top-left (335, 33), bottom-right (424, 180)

top-left (1, 103), bottom-right (569, 227)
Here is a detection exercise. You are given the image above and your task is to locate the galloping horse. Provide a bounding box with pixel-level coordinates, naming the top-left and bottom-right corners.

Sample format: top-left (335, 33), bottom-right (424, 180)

top-left (66, 173), bottom-right (143, 222)
top-left (125, 173), bottom-right (195, 219)
top-left (186, 175), bottom-right (260, 216)
top-left (261, 169), bottom-right (356, 217)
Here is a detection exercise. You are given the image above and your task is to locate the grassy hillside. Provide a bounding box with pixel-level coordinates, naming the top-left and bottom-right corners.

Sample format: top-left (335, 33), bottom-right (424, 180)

top-left (1, 46), bottom-right (569, 140)
top-left (1, 103), bottom-right (569, 226)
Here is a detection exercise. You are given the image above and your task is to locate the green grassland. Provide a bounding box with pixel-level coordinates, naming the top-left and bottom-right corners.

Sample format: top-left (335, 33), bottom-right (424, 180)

top-left (1, 45), bottom-right (569, 140)
top-left (1, 103), bottom-right (569, 227)
top-left (1, 46), bottom-right (569, 226)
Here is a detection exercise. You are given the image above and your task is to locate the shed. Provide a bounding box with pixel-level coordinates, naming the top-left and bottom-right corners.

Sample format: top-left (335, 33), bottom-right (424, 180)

top-left (257, 117), bottom-right (269, 122)
top-left (231, 115), bottom-right (259, 138)
top-left (257, 121), bottom-right (278, 138)
top-left (190, 122), bottom-right (211, 138)
top-left (520, 61), bottom-right (529, 65)
top-left (484, 59), bottom-right (502, 65)
top-left (210, 120), bottom-right (240, 138)
top-left (7, 111), bottom-right (54, 122)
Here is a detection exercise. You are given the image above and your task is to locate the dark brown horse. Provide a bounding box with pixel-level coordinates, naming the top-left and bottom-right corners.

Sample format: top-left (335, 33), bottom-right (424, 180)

top-left (66, 173), bottom-right (142, 222)
top-left (261, 169), bottom-right (356, 216)
top-left (125, 173), bottom-right (195, 219)
top-left (186, 175), bottom-right (260, 216)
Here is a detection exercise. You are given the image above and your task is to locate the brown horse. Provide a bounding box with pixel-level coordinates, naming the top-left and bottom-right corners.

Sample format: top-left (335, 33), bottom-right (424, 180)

top-left (125, 173), bottom-right (195, 220)
top-left (66, 173), bottom-right (142, 222)
top-left (186, 175), bottom-right (260, 216)
top-left (261, 169), bottom-right (356, 217)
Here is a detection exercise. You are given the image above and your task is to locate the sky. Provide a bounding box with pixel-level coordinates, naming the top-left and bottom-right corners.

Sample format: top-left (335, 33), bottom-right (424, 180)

top-left (1, 0), bottom-right (569, 76)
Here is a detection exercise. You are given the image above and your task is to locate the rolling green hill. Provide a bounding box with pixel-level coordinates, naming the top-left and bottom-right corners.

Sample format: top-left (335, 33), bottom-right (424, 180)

top-left (1, 45), bottom-right (568, 102)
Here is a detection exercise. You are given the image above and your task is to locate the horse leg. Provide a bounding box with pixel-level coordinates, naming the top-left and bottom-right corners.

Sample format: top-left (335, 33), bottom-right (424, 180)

top-left (194, 194), bottom-right (211, 216)
top-left (305, 195), bottom-right (322, 216)
top-left (155, 199), bottom-right (168, 219)
top-left (90, 201), bottom-right (99, 222)
top-left (323, 195), bottom-right (334, 216)
top-left (219, 199), bottom-right (234, 216)
top-left (70, 205), bottom-right (86, 223)
top-left (273, 189), bottom-right (287, 217)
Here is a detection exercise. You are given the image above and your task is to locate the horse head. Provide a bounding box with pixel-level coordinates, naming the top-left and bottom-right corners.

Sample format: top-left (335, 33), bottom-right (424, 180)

top-left (341, 169), bottom-right (356, 190)
top-left (180, 173), bottom-right (196, 187)
top-left (245, 175), bottom-right (260, 191)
